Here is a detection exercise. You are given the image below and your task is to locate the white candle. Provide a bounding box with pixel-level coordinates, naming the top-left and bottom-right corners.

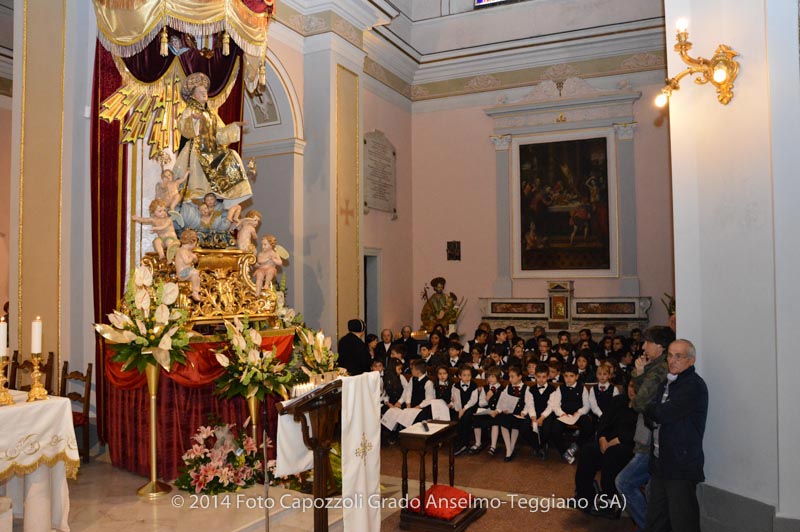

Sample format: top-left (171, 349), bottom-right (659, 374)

top-left (31, 317), bottom-right (42, 354)
top-left (0, 317), bottom-right (7, 357)
top-left (676, 17), bottom-right (689, 33)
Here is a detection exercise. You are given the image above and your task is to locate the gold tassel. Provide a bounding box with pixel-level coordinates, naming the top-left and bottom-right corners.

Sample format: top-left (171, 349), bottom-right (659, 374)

top-left (159, 27), bottom-right (168, 57)
top-left (259, 60), bottom-right (266, 88)
top-left (222, 31), bottom-right (230, 56)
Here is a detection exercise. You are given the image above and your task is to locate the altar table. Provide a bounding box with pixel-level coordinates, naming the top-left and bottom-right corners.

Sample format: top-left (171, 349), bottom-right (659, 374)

top-left (0, 390), bottom-right (80, 532)
top-left (103, 330), bottom-right (295, 480)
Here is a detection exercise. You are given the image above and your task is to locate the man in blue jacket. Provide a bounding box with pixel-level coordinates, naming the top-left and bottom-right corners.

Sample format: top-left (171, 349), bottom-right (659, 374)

top-left (644, 339), bottom-right (708, 532)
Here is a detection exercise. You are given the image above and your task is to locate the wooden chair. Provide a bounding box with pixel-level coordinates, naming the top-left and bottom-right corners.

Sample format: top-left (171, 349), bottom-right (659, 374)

top-left (60, 361), bottom-right (93, 463)
top-left (9, 351), bottom-right (55, 393)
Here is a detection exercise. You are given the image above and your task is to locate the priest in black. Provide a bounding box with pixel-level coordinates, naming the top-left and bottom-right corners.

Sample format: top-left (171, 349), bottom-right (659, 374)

top-left (337, 319), bottom-right (371, 376)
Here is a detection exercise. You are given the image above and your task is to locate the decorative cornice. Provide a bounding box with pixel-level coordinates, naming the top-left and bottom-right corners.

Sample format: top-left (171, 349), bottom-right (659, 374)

top-left (242, 138), bottom-right (307, 158)
top-left (281, 0), bottom-right (396, 32)
top-left (489, 134), bottom-right (512, 151)
top-left (363, 56), bottom-right (411, 99)
top-left (613, 122), bottom-right (637, 141)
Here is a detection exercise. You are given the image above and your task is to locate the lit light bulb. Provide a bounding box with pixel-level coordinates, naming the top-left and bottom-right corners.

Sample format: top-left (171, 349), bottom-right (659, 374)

top-left (654, 91), bottom-right (669, 108)
top-left (712, 66), bottom-right (728, 83)
top-left (676, 18), bottom-right (689, 33)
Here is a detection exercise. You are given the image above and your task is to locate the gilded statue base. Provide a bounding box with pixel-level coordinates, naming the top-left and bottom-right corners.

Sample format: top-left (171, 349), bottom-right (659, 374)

top-left (141, 249), bottom-right (279, 326)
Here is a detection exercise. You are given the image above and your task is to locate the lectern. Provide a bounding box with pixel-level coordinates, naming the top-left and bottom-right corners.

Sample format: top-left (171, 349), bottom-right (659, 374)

top-left (276, 380), bottom-right (342, 532)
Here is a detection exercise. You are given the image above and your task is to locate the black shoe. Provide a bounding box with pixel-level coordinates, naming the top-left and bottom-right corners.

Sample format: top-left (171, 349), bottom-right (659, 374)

top-left (487, 447), bottom-right (497, 456)
top-left (467, 444), bottom-right (483, 455)
top-left (503, 454), bottom-right (514, 462)
top-left (537, 448), bottom-right (547, 461)
top-left (454, 445), bottom-right (468, 456)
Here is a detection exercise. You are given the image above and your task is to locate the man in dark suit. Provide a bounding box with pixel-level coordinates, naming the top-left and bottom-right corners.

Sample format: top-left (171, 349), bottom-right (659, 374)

top-left (374, 329), bottom-right (394, 362)
top-left (394, 325), bottom-right (418, 360)
top-left (644, 339), bottom-right (708, 532)
top-left (337, 319), bottom-right (371, 376)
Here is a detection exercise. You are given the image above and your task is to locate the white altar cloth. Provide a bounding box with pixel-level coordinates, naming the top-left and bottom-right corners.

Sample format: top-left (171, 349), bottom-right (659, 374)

top-left (0, 390), bottom-right (80, 532)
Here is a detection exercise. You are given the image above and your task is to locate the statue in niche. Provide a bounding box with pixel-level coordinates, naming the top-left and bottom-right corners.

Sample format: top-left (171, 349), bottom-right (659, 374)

top-left (172, 72), bottom-right (253, 222)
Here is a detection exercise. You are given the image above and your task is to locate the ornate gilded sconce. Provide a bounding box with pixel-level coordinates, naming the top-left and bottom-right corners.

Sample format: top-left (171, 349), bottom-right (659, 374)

top-left (655, 18), bottom-right (740, 107)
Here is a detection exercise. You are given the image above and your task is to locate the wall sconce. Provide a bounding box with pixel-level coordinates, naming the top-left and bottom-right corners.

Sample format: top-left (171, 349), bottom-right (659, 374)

top-left (655, 18), bottom-right (740, 107)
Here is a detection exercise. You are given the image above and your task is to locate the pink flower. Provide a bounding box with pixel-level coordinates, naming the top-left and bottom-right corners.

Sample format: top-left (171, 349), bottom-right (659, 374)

top-left (217, 465), bottom-right (234, 486)
top-left (243, 436), bottom-right (258, 454)
top-left (190, 470), bottom-right (207, 493)
top-left (199, 462), bottom-right (219, 481)
top-left (193, 426), bottom-right (214, 444)
top-left (182, 443), bottom-right (209, 461)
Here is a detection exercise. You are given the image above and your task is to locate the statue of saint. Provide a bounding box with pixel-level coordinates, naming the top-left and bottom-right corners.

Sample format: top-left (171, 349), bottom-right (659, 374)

top-left (421, 277), bottom-right (457, 332)
top-left (173, 72), bottom-right (252, 218)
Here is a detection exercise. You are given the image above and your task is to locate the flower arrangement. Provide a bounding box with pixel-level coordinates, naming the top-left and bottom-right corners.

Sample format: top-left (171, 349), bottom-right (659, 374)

top-left (295, 327), bottom-right (340, 377)
top-left (175, 419), bottom-right (264, 494)
top-left (214, 317), bottom-right (297, 401)
top-left (275, 291), bottom-right (304, 329)
top-left (94, 265), bottom-right (189, 372)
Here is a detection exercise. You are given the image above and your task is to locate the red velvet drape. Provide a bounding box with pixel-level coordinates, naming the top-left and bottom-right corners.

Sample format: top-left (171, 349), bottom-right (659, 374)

top-left (91, 43), bottom-right (127, 445)
top-left (105, 334), bottom-right (293, 480)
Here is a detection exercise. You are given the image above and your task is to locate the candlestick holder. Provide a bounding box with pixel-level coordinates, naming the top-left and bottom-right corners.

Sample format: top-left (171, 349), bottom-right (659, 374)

top-left (26, 353), bottom-right (49, 402)
top-left (0, 356), bottom-right (13, 406)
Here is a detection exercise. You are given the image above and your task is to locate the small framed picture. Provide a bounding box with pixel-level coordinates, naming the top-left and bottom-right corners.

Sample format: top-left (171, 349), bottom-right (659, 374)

top-left (447, 241), bottom-right (461, 261)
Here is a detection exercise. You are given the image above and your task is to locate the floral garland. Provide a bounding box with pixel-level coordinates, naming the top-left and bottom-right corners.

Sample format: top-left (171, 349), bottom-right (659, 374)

top-left (95, 265), bottom-right (189, 372)
top-left (175, 420), bottom-right (264, 495)
top-left (214, 317), bottom-right (297, 401)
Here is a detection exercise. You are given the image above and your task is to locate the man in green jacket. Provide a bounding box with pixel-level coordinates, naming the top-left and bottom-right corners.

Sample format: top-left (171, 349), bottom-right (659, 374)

top-left (614, 325), bottom-right (675, 527)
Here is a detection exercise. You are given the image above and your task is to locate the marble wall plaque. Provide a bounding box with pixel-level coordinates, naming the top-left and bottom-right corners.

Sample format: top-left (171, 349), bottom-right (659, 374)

top-left (364, 130), bottom-right (397, 215)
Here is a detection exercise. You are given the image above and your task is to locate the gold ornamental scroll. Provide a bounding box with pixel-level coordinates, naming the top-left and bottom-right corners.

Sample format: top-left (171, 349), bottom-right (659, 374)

top-left (335, 66), bottom-right (360, 339)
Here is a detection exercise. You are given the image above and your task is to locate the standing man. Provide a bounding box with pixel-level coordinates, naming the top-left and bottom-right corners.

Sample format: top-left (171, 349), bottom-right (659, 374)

top-left (615, 325), bottom-right (675, 530)
top-left (645, 339), bottom-right (708, 532)
top-left (337, 319), bottom-right (371, 376)
top-left (395, 325), bottom-right (418, 359)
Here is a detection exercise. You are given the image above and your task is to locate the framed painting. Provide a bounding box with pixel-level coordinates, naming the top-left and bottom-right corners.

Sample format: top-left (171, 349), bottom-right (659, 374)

top-left (511, 128), bottom-right (619, 278)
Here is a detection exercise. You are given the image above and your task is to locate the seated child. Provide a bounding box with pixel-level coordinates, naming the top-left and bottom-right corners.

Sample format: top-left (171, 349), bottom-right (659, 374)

top-left (469, 346), bottom-right (484, 378)
top-left (381, 360), bottom-right (435, 432)
top-left (381, 358), bottom-right (407, 415)
top-left (469, 366), bottom-right (505, 455)
top-left (558, 343), bottom-right (575, 365)
top-left (509, 344), bottom-right (525, 366)
top-left (530, 363), bottom-right (559, 460)
top-left (497, 366), bottom-right (535, 462)
top-left (487, 344), bottom-right (507, 374)
top-left (548, 359), bottom-right (564, 384)
top-left (523, 360), bottom-right (538, 383)
top-left (446, 342), bottom-right (467, 369)
top-left (450, 365), bottom-right (479, 456)
top-left (550, 364), bottom-right (594, 464)
top-left (575, 350), bottom-right (594, 384)
top-left (371, 358), bottom-right (384, 378)
top-left (434, 366), bottom-right (453, 405)
top-left (588, 364), bottom-right (620, 421)
top-left (388, 344), bottom-right (409, 373)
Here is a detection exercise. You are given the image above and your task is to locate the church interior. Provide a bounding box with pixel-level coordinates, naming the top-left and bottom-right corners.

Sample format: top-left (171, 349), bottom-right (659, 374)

top-left (0, 0), bottom-right (798, 531)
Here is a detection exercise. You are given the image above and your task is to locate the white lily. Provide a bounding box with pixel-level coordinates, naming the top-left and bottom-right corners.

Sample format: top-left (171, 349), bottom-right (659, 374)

top-left (161, 282), bottom-right (179, 305)
top-left (135, 288), bottom-right (151, 312)
top-left (249, 328), bottom-right (261, 346)
top-left (134, 266), bottom-right (153, 287)
top-left (94, 324), bottom-right (133, 344)
top-left (231, 331), bottom-right (247, 352)
top-left (107, 312), bottom-right (125, 329)
top-left (158, 333), bottom-right (172, 351)
top-left (233, 316), bottom-right (243, 333)
top-left (152, 347), bottom-right (171, 371)
top-left (154, 304), bottom-right (169, 325)
top-left (215, 352), bottom-right (230, 368)
top-left (247, 349), bottom-right (261, 365)
top-left (284, 309), bottom-right (296, 322)
top-left (170, 309), bottom-right (182, 321)
top-left (135, 319), bottom-right (147, 336)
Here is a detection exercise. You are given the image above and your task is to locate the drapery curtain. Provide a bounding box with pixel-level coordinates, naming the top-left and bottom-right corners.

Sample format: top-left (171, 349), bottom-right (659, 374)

top-left (104, 334), bottom-right (294, 479)
top-left (91, 42), bottom-right (128, 445)
top-left (93, 0), bottom-right (275, 57)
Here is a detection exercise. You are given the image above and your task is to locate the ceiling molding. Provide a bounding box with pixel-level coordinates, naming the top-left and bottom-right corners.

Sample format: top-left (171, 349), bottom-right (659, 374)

top-left (281, 0), bottom-right (397, 31)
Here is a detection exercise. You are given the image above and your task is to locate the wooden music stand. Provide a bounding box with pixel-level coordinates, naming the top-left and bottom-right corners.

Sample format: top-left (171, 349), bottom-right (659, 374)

top-left (276, 380), bottom-right (342, 532)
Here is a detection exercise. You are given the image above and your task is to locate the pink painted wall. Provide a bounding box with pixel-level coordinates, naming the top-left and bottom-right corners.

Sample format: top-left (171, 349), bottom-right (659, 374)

top-left (362, 87), bottom-right (413, 334)
top-left (411, 83), bottom-right (675, 332)
top-left (0, 105), bottom-right (10, 311)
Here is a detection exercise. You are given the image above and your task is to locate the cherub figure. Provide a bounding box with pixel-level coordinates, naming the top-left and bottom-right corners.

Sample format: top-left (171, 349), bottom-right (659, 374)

top-left (174, 229), bottom-right (201, 301)
top-left (253, 234), bottom-right (284, 295)
top-left (198, 203), bottom-right (215, 229)
top-left (201, 192), bottom-right (241, 225)
top-left (157, 169), bottom-right (190, 213)
top-left (236, 210), bottom-right (261, 252)
top-left (132, 199), bottom-right (179, 260)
